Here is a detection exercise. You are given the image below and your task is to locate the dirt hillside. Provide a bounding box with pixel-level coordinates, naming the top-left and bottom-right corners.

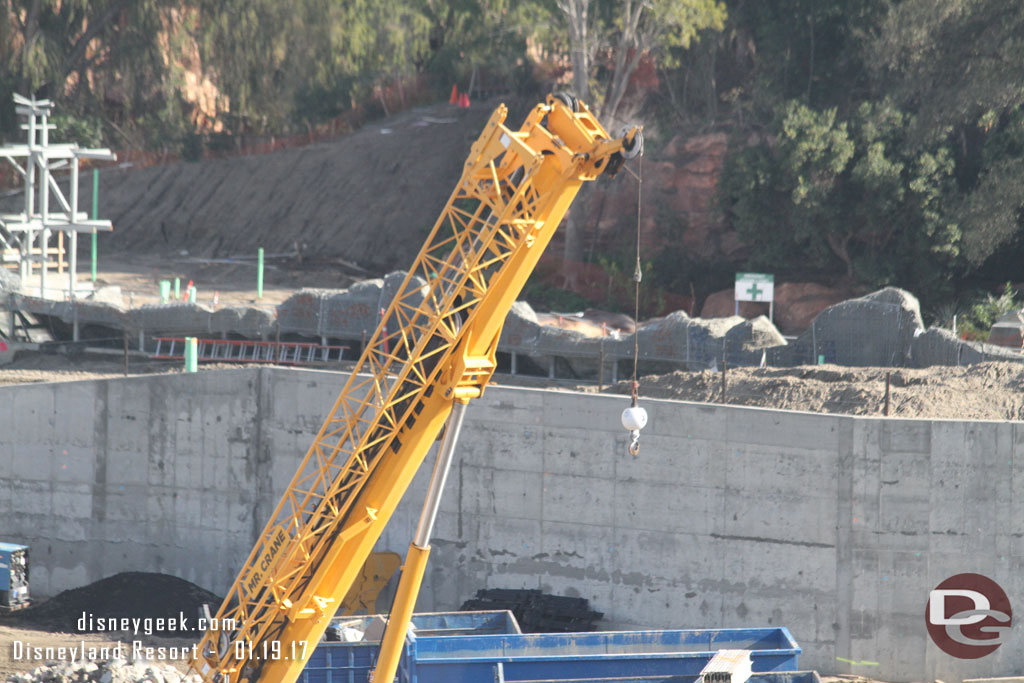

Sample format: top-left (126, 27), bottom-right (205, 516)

top-left (598, 362), bottom-right (1024, 420)
top-left (0, 102), bottom-right (496, 273)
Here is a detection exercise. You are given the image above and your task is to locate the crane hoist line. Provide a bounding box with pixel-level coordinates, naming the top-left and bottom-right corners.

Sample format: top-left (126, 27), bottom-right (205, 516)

top-left (189, 93), bottom-right (643, 683)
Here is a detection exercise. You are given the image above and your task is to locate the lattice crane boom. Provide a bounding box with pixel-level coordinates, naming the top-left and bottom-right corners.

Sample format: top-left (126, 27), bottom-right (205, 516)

top-left (189, 94), bottom-right (641, 683)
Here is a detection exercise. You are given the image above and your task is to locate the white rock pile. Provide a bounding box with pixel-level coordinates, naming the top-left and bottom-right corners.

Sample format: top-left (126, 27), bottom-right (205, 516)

top-left (7, 659), bottom-right (200, 683)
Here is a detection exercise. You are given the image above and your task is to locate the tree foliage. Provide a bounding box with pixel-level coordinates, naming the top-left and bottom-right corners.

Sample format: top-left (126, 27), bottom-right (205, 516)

top-left (4, 0), bottom-right (1024, 308)
top-left (722, 100), bottom-right (959, 292)
top-left (719, 0), bottom-right (1024, 299)
top-left (2, 0), bottom-right (180, 146)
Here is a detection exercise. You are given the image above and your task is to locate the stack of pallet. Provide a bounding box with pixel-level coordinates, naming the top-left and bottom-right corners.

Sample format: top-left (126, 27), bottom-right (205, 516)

top-left (460, 588), bottom-right (603, 632)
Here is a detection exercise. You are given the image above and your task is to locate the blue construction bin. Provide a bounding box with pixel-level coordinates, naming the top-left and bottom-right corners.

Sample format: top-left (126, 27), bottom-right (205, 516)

top-left (299, 611), bottom-right (521, 683)
top-left (300, 612), bottom-right (800, 683)
top-left (411, 627), bottom-right (800, 683)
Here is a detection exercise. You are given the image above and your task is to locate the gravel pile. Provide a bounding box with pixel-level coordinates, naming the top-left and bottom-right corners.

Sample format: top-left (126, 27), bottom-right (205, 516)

top-left (5, 573), bottom-right (221, 635)
top-left (7, 659), bottom-right (200, 683)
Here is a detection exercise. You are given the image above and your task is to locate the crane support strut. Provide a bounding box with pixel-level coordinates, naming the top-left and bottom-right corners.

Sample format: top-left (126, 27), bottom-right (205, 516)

top-left (371, 399), bottom-right (469, 683)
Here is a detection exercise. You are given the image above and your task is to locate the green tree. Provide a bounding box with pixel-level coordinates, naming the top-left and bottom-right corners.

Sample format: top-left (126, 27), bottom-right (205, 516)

top-left (722, 100), bottom-right (959, 292)
top-left (867, 0), bottom-right (1024, 271)
top-left (1, 0), bottom-right (182, 147)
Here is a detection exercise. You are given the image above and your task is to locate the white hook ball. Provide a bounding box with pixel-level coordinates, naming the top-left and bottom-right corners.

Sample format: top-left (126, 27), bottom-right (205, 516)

top-left (621, 405), bottom-right (648, 431)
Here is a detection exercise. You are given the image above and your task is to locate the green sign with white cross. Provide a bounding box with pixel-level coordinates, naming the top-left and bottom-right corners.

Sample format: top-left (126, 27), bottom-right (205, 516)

top-left (735, 272), bottom-right (774, 302)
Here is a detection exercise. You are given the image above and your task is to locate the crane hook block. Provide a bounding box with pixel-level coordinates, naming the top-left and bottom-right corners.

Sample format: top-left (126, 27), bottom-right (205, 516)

top-left (622, 405), bottom-right (647, 458)
top-left (621, 405), bottom-right (648, 431)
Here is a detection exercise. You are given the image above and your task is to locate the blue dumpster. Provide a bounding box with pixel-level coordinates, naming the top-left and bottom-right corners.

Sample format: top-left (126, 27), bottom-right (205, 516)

top-left (299, 612), bottom-right (800, 683)
top-left (410, 627), bottom-right (800, 683)
top-left (300, 611), bottom-right (520, 683)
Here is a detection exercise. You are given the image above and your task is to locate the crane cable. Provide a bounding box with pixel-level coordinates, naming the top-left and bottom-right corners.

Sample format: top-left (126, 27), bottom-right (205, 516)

top-left (620, 153), bottom-right (645, 457)
top-left (631, 155), bottom-right (642, 394)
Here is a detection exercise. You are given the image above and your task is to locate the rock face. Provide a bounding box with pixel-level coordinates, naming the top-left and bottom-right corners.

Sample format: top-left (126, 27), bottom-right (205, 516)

top-left (277, 271), bottom-right (421, 340)
top-left (771, 287), bottom-right (925, 367)
top-left (910, 327), bottom-right (1023, 368)
top-left (726, 316), bottom-right (787, 354)
top-left (562, 132), bottom-right (737, 263)
top-left (701, 282), bottom-right (854, 335)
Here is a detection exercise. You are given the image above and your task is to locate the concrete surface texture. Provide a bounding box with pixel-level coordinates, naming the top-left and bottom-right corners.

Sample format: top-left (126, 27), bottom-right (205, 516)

top-left (1, 368), bottom-right (1022, 681)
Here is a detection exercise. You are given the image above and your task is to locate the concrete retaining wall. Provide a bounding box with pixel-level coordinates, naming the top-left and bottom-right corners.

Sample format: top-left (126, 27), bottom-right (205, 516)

top-left (1, 368), bottom-right (1021, 681)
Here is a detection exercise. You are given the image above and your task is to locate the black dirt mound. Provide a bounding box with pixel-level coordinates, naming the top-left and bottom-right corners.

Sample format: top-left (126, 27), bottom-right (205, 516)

top-left (461, 588), bottom-right (603, 632)
top-left (3, 572), bottom-right (223, 636)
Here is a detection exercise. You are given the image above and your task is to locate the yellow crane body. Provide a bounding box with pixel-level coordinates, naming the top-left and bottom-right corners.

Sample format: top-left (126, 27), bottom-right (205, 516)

top-left (190, 94), bottom-right (641, 683)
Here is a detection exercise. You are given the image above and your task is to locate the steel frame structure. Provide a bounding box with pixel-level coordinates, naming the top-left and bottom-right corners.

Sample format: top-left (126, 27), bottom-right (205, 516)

top-left (0, 94), bottom-right (115, 300)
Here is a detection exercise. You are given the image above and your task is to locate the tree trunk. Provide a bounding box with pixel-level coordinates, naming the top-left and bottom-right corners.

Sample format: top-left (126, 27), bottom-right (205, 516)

top-left (558, 0), bottom-right (591, 102)
top-left (600, 0), bottom-right (645, 122)
top-left (825, 232), bottom-right (854, 278)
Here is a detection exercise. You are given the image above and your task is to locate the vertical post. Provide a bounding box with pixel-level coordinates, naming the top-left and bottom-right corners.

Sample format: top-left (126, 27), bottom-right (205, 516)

top-left (185, 337), bottom-right (198, 372)
top-left (884, 372), bottom-right (891, 416)
top-left (24, 105), bottom-right (36, 280)
top-left (39, 119), bottom-right (50, 297)
top-left (70, 158), bottom-right (79, 300)
top-left (721, 358), bottom-right (727, 403)
top-left (91, 168), bottom-right (98, 282)
top-left (257, 247), bottom-right (265, 299)
top-left (123, 331), bottom-right (130, 376)
top-left (174, 277), bottom-right (181, 300)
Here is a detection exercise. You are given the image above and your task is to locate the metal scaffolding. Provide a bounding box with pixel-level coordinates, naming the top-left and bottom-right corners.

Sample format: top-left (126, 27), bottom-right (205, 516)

top-left (0, 93), bottom-right (116, 300)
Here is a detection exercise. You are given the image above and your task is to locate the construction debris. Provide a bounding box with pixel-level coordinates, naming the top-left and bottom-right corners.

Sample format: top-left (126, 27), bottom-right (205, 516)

top-left (7, 659), bottom-right (199, 683)
top-left (459, 589), bottom-right (603, 632)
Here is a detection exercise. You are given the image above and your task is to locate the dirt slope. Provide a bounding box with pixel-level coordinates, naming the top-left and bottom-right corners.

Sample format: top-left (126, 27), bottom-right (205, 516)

top-left (56, 103), bottom-right (494, 272)
top-left (598, 362), bottom-right (1024, 420)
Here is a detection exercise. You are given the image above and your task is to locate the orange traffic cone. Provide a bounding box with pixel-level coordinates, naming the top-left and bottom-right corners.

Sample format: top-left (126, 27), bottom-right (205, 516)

top-left (460, 92), bottom-right (470, 108)
top-left (449, 85), bottom-right (459, 104)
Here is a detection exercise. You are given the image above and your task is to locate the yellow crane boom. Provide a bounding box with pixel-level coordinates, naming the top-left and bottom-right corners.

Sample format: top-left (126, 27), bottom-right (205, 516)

top-left (190, 93), bottom-right (641, 683)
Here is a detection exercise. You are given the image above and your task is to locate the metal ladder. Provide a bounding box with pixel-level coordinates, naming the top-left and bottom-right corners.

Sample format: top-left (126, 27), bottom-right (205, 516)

top-left (152, 337), bottom-right (347, 365)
